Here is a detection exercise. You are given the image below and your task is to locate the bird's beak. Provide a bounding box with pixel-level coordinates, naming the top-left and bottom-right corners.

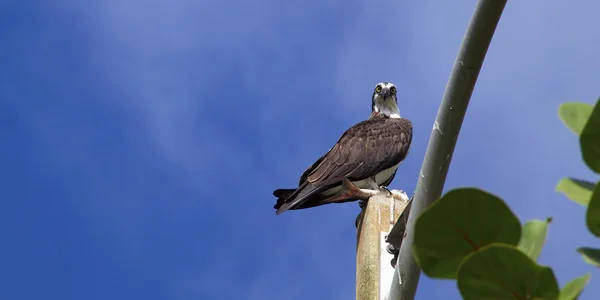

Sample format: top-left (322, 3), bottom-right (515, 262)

top-left (381, 88), bottom-right (390, 98)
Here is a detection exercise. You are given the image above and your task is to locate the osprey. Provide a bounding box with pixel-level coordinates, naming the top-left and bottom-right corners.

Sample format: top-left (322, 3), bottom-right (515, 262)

top-left (273, 82), bottom-right (413, 215)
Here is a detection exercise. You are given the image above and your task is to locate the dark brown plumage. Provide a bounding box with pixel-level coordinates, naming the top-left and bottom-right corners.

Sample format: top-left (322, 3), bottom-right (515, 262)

top-left (273, 113), bottom-right (412, 214)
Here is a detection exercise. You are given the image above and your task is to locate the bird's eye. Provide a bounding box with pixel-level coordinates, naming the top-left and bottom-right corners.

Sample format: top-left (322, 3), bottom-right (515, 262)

top-left (375, 86), bottom-right (382, 93)
top-left (390, 86), bottom-right (396, 94)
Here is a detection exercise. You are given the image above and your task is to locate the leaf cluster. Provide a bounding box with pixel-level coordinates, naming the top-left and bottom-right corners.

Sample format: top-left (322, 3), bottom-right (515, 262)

top-left (411, 98), bottom-right (600, 299)
top-left (556, 100), bottom-right (600, 267)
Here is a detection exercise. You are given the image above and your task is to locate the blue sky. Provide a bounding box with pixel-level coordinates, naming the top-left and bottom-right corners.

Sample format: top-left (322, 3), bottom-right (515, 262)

top-left (2, 0), bottom-right (600, 299)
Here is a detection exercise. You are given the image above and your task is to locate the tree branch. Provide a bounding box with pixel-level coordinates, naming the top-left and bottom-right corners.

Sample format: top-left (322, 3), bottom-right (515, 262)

top-left (386, 0), bottom-right (508, 298)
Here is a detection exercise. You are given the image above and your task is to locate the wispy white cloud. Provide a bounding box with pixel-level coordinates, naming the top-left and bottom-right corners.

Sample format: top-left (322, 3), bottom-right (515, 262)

top-left (39, 0), bottom-right (377, 299)
top-left (55, 0), bottom-right (362, 186)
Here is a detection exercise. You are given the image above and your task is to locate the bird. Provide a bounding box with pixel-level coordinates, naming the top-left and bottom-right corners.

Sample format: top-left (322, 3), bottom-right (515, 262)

top-left (273, 82), bottom-right (413, 215)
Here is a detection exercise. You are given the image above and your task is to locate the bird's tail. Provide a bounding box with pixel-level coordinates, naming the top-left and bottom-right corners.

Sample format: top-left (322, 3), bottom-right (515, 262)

top-left (273, 183), bottom-right (324, 215)
top-left (273, 182), bottom-right (362, 214)
top-left (273, 188), bottom-right (295, 210)
top-left (273, 188), bottom-right (295, 199)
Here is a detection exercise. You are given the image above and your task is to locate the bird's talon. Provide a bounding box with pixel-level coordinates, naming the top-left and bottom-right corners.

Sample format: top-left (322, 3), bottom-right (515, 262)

top-left (379, 186), bottom-right (392, 195)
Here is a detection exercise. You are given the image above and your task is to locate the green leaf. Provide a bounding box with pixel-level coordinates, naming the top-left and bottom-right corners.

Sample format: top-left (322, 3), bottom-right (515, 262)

top-left (580, 98), bottom-right (600, 173)
top-left (577, 247), bottom-right (600, 267)
top-left (558, 273), bottom-right (591, 300)
top-left (558, 102), bottom-right (593, 136)
top-left (585, 182), bottom-right (600, 237)
top-left (457, 244), bottom-right (559, 300)
top-left (518, 218), bottom-right (552, 261)
top-left (556, 177), bottom-right (595, 207)
top-left (413, 188), bottom-right (521, 279)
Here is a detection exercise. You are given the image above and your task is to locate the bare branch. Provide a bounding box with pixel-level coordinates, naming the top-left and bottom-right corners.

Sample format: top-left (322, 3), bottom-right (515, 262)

top-left (386, 0), bottom-right (508, 298)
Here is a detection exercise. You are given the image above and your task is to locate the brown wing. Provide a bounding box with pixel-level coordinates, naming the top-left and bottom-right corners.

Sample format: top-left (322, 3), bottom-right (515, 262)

top-left (305, 117), bottom-right (412, 185)
top-left (274, 117), bottom-right (412, 214)
top-left (298, 153), bottom-right (326, 186)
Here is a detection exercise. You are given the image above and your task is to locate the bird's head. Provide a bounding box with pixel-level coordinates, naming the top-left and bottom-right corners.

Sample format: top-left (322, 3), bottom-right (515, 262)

top-left (371, 82), bottom-right (400, 118)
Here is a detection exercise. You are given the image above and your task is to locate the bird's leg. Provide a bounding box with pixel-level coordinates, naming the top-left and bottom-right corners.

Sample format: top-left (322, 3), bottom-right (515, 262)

top-left (325, 178), bottom-right (375, 202)
top-left (367, 177), bottom-right (392, 195)
top-left (367, 177), bottom-right (380, 190)
top-left (324, 178), bottom-right (396, 228)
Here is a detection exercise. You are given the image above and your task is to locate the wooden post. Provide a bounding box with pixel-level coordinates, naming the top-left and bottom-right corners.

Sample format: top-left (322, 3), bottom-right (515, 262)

top-left (356, 190), bottom-right (410, 300)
